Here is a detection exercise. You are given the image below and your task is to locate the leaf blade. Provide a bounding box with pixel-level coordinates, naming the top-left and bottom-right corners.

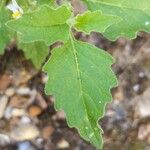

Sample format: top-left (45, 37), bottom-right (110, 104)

top-left (83, 0), bottom-right (150, 40)
top-left (43, 37), bottom-right (117, 148)
top-left (6, 5), bottom-right (71, 45)
top-left (75, 11), bottom-right (121, 34)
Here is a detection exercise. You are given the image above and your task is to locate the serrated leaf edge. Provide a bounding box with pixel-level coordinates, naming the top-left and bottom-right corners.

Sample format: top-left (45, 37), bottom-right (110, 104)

top-left (6, 4), bottom-right (72, 45)
top-left (42, 35), bottom-right (118, 149)
top-left (74, 10), bottom-right (122, 35)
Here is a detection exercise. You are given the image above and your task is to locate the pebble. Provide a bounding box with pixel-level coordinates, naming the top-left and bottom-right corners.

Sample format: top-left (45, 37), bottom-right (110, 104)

top-left (42, 126), bottom-right (54, 139)
top-left (42, 74), bottom-right (49, 84)
top-left (36, 138), bottom-right (44, 144)
top-left (0, 134), bottom-right (10, 146)
top-left (136, 88), bottom-right (150, 117)
top-left (20, 116), bottom-right (31, 124)
top-left (52, 111), bottom-right (66, 120)
top-left (0, 74), bottom-right (12, 91)
top-left (36, 138), bottom-right (44, 148)
top-left (0, 95), bottom-right (9, 119)
top-left (12, 69), bottom-right (33, 86)
top-left (28, 105), bottom-right (42, 117)
top-left (5, 87), bottom-right (15, 97)
top-left (4, 106), bottom-right (13, 119)
top-left (139, 72), bottom-right (145, 78)
top-left (57, 139), bottom-right (70, 149)
top-left (9, 95), bottom-right (28, 108)
top-left (10, 124), bottom-right (40, 141)
top-left (28, 89), bottom-right (37, 106)
top-left (11, 108), bottom-right (26, 117)
top-left (4, 107), bottom-right (26, 119)
top-left (16, 87), bottom-right (31, 96)
top-left (10, 117), bottom-right (20, 127)
top-left (17, 141), bottom-right (32, 150)
top-left (138, 101), bottom-right (150, 117)
top-left (133, 84), bottom-right (140, 92)
top-left (106, 109), bottom-right (115, 117)
top-left (138, 124), bottom-right (150, 140)
top-left (113, 87), bottom-right (124, 101)
top-left (36, 92), bottom-right (47, 110)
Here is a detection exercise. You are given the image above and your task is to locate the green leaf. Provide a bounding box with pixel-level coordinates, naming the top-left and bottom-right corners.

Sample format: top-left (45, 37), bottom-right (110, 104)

top-left (75, 11), bottom-right (121, 34)
top-left (36, 0), bottom-right (56, 6)
top-left (19, 41), bottom-right (49, 69)
top-left (0, 1), bottom-right (12, 54)
top-left (83, 0), bottom-right (150, 40)
top-left (6, 5), bottom-right (71, 45)
top-left (43, 35), bottom-right (117, 149)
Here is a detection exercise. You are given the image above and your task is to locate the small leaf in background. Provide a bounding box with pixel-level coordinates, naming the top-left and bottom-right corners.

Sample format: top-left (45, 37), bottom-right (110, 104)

top-left (43, 37), bottom-right (117, 149)
top-left (75, 11), bottom-right (121, 34)
top-left (83, 0), bottom-right (150, 40)
top-left (18, 41), bottom-right (49, 69)
top-left (6, 5), bottom-right (72, 45)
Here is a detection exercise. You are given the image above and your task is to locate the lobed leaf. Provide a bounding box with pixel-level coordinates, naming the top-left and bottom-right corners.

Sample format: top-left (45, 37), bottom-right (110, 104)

top-left (75, 11), bottom-right (121, 34)
top-left (83, 0), bottom-right (150, 40)
top-left (6, 5), bottom-right (72, 45)
top-left (43, 36), bottom-right (117, 149)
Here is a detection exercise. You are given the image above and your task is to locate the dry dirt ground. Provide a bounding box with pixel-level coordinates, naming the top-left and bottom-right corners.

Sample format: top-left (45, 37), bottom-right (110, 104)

top-left (0, 32), bottom-right (150, 150)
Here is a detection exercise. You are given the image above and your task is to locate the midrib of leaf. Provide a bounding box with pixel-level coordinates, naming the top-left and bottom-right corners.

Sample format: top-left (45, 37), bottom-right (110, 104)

top-left (87, 0), bottom-right (149, 14)
top-left (69, 33), bottom-right (98, 140)
top-left (69, 33), bottom-right (82, 97)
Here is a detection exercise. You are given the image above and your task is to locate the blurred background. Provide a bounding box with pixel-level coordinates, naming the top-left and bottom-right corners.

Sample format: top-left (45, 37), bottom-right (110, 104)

top-left (0, 1), bottom-right (150, 150)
